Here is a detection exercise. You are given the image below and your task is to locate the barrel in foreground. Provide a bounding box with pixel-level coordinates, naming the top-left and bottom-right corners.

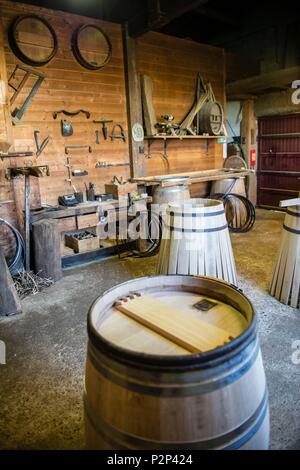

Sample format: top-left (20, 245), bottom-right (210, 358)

top-left (84, 275), bottom-right (269, 450)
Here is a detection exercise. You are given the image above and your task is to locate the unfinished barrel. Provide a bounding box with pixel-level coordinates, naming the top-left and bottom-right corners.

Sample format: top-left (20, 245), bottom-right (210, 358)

top-left (152, 178), bottom-right (190, 205)
top-left (157, 198), bottom-right (237, 286)
top-left (270, 204), bottom-right (300, 308)
top-left (85, 275), bottom-right (269, 450)
top-left (211, 177), bottom-right (247, 229)
top-left (198, 101), bottom-right (224, 135)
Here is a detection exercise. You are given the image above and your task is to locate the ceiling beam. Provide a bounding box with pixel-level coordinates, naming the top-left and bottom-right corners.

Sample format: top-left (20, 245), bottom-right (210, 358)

top-left (128, 0), bottom-right (209, 38)
top-left (227, 66), bottom-right (300, 98)
top-left (195, 6), bottom-right (237, 25)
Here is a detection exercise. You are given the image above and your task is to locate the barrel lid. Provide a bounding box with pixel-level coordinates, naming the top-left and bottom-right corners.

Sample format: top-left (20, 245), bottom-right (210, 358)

top-left (88, 275), bottom-right (256, 367)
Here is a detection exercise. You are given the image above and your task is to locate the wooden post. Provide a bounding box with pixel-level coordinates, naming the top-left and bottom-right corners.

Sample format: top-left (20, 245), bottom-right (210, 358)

top-left (24, 174), bottom-right (30, 271)
top-left (0, 246), bottom-right (22, 316)
top-left (32, 219), bottom-right (62, 281)
top-left (240, 99), bottom-right (257, 206)
top-left (122, 24), bottom-right (146, 178)
top-left (0, 16), bottom-right (13, 153)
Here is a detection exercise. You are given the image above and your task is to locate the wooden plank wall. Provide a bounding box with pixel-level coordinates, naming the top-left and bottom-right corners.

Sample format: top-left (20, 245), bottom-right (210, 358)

top-left (137, 32), bottom-right (226, 177)
top-left (0, 1), bottom-right (227, 257)
top-left (0, 0), bottom-right (129, 216)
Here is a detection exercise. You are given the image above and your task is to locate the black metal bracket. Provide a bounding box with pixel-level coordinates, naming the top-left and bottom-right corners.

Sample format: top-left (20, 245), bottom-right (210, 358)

top-left (53, 109), bottom-right (91, 119)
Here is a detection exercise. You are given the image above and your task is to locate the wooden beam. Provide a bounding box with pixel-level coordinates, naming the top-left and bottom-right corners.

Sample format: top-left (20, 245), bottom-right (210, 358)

top-left (240, 99), bottom-right (257, 206)
top-left (122, 24), bottom-right (146, 178)
top-left (227, 66), bottom-right (300, 97)
top-left (128, 0), bottom-right (208, 38)
top-left (0, 16), bottom-right (13, 152)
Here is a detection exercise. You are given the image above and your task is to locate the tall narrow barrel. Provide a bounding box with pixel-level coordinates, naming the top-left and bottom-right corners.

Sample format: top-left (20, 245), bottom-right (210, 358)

top-left (157, 198), bottom-right (237, 286)
top-left (270, 204), bottom-right (300, 308)
top-left (85, 275), bottom-right (269, 450)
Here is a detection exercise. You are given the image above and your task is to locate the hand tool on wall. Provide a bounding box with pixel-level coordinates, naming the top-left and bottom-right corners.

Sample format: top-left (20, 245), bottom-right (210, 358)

top-left (85, 182), bottom-right (95, 201)
top-left (61, 119), bottom-right (73, 137)
top-left (72, 170), bottom-right (88, 177)
top-left (5, 165), bottom-right (50, 271)
top-left (110, 124), bottom-right (126, 142)
top-left (53, 109), bottom-right (90, 119)
top-left (65, 145), bottom-right (92, 154)
top-left (8, 64), bottom-right (45, 125)
top-left (34, 130), bottom-right (50, 157)
top-left (95, 161), bottom-right (130, 168)
top-left (0, 151), bottom-right (33, 160)
top-left (93, 119), bottom-right (113, 140)
top-left (95, 130), bottom-right (100, 144)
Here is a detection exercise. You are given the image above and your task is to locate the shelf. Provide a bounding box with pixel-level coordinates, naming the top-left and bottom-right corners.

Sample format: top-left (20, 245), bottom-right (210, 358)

top-left (145, 135), bottom-right (226, 140)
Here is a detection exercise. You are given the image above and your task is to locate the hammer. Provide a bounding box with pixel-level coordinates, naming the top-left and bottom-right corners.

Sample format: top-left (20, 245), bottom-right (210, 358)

top-left (93, 119), bottom-right (113, 140)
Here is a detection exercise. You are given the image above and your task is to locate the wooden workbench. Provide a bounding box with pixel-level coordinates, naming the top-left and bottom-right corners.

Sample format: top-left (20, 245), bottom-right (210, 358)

top-left (133, 168), bottom-right (252, 187)
top-left (30, 198), bottom-right (151, 269)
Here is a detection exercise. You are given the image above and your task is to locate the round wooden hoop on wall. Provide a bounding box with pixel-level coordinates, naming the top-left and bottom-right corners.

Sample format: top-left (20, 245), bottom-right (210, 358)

top-left (71, 24), bottom-right (112, 70)
top-left (8, 14), bottom-right (58, 67)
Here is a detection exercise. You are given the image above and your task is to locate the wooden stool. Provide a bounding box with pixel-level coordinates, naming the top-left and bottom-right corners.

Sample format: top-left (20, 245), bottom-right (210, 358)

top-left (156, 198), bottom-right (237, 286)
top-left (270, 197), bottom-right (300, 308)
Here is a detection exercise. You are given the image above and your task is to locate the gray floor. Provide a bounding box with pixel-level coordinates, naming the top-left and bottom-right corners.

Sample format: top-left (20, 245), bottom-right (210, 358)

top-left (0, 208), bottom-right (299, 450)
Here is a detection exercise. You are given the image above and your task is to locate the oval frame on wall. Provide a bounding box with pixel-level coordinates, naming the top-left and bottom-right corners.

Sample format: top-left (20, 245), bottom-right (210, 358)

top-left (8, 14), bottom-right (58, 67)
top-left (71, 24), bottom-right (112, 71)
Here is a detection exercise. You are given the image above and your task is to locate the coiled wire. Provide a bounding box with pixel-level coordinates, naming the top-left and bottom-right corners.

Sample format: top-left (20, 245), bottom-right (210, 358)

top-left (0, 218), bottom-right (25, 275)
top-left (210, 193), bottom-right (256, 233)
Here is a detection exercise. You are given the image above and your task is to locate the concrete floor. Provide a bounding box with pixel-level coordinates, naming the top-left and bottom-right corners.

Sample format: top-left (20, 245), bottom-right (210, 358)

top-left (0, 208), bottom-right (299, 450)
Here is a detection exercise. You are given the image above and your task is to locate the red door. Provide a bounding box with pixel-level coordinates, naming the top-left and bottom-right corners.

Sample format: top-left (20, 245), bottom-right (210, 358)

top-left (257, 114), bottom-right (300, 208)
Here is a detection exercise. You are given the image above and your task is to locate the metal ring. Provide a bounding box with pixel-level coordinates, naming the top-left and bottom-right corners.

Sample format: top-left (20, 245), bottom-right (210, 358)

top-left (8, 14), bottom-right (58, 66)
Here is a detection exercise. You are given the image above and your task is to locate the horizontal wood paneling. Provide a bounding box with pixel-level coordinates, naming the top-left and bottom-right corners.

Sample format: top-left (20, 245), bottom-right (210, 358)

top-left (0, 0), bottom-right (129, 221)
top-left (137, 32), bottom-right (225, 177)
top-left (0, 2), bottom-right (226, 257)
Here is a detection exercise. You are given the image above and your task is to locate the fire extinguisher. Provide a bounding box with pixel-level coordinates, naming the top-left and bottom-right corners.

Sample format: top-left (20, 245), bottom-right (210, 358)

top-left (250, 148), bottom-right (256, 169)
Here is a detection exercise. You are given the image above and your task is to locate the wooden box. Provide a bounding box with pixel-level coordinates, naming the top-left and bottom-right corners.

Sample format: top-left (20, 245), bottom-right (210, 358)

top-left (77, 213), bottom-right (99, 229)
top-left (65, 231), bottom-right (99, 254)
top-left (105, 182), bottom-right (138, 198)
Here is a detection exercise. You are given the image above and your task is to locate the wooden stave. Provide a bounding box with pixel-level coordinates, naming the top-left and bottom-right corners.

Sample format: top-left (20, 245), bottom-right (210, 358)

top-left (85, 275), bottom-right (269, 450)
top-left (270, 205), bottom-right (300, 308)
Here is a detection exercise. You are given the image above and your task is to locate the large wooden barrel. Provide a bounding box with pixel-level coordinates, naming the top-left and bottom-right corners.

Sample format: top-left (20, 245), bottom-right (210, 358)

top-left (211, 178), bottom-right (247, 229)
top-left (157, 198), bottom-right (237, 286)
top-left (85, 275), bottom-right (269, 450)
top-left (198, 101), bottom-right (224, 135)
top-left (270, 204), bottom-right (300, 308)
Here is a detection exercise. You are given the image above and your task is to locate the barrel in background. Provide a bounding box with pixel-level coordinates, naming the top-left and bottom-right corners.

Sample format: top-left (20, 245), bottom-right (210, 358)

top-left (211, 177), bottom-right (247, 229)
top-left (156, 198), bottom-right (237, 285)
